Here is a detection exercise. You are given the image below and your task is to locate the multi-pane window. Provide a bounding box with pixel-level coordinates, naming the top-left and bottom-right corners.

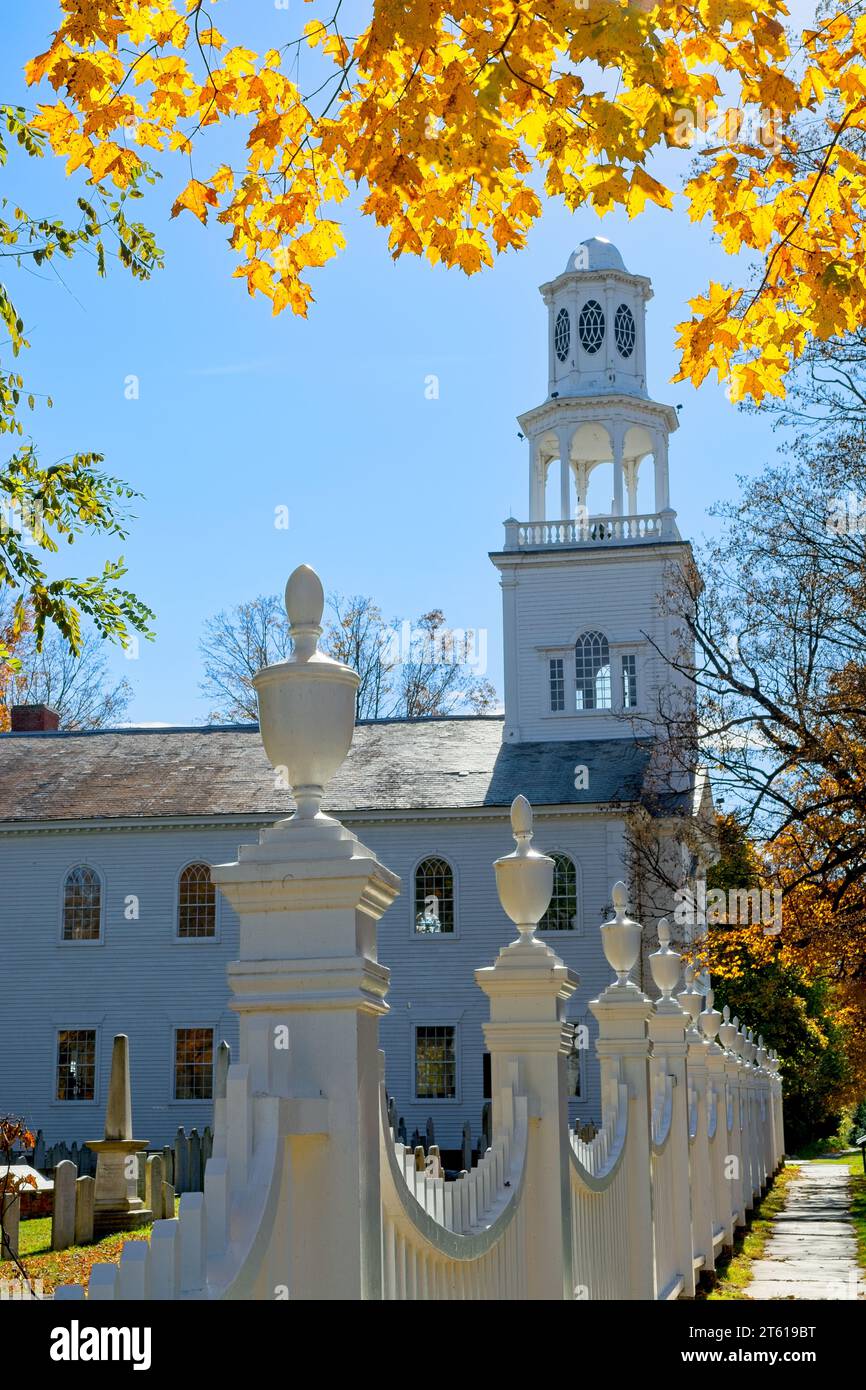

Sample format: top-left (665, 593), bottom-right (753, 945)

top-left (575, 631), bottom-right (611, 710)
top-left (549, 657), bottom-right (565, 712)
top-left (56, 1030), bottom-right (96, 1101)
top-left (178, 863), bottom-right (216, 938)
top-left (622, 653), bottom-right (638, 709)
top-left (539, 853), bottom-right (578, 932)
top-left (414, 857), bottom-right (455, 933)
top-left (62, 865), bottom-right (101, 941)
top-left (174, 1028), bottom-right (214, 1100)
top-left (415, 1026), bottom-right (456, 1099)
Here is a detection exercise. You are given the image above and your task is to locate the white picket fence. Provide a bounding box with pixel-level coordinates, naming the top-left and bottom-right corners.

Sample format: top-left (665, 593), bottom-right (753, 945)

top-left (53, 859), bottom-right (783, 1303)
top-left (48, 567), bottom-right (784, 1301)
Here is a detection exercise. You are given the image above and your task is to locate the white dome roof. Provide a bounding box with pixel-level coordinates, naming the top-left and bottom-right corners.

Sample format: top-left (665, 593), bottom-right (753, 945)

top-left (565, 237), bottom-right (626, 273)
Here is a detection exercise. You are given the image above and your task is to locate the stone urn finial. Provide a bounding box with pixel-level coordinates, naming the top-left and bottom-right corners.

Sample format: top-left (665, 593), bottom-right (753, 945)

top-left (649, 918), bottom-right (682, 1002)
top-left (494, 796), bottom-right (554, 941)
top-left (600, 881), bottom-right (641, 988)
top-left (718, 1003), bottom-right (735, 1052)
top-left (699, 986), bottom-right (723, 1045)
top-left (676, 963), bottom-right (703, 1028)
top-left (253, 563), bottom-right (360, 823)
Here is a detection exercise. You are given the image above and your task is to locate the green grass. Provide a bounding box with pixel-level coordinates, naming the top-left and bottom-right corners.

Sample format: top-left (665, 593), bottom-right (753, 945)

top-left (18, 1215), bottom-right (52, 1257)
top-left (1, 1201), bottom-right (179, 1296)
top-left (703, 1164), bottom-right (800, 1300)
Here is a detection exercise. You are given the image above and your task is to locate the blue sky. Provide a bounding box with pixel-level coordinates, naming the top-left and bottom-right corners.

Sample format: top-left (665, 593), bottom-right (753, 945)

top-left (5, 4), bottom-right (782, 724)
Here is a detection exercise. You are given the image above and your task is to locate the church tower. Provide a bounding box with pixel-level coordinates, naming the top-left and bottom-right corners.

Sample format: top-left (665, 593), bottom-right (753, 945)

top-left (491, 237), bottom-right (692, 746)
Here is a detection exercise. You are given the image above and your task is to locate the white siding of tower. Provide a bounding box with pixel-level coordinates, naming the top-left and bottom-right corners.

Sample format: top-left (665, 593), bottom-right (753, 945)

top-left (495, 543), bottom-right (693, 746)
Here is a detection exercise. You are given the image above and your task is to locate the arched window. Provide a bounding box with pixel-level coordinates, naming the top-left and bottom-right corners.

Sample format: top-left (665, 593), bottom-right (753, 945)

top-left (539, 853), bottom-right (578, 932)
top-left (414, 857), bottom-right (455, 934)
top-left (178, 862), bottom-right (216, 938)
top-left (62, 865), bottom-right (101, 941)
top-left (575, 631), bottom-right (611, 710)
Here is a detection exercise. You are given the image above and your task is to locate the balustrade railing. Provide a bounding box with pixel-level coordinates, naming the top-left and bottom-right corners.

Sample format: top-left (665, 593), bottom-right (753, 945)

top-left (504, 511), bottom-right (679, 550)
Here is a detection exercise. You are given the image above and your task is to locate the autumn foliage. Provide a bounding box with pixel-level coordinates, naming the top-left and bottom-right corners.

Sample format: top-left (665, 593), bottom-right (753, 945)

top-left (696, 815), bottom-right (866, 1147)
top-left (23, 0), bottom-right (866, 399)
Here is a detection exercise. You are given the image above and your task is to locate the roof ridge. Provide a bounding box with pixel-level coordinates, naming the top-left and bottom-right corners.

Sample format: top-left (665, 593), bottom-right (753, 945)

top-left (1, 713), bottom-right (506, 738)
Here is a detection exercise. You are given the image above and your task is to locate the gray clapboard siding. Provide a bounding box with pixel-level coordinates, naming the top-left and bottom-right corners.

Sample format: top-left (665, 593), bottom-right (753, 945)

top-left (1, 810), bottom-right (626, 1149)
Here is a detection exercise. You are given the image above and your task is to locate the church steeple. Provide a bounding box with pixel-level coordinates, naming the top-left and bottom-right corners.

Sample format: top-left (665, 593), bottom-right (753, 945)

top-left (520, 236), bottom-right (678, 530)
top-left (491, 240), bottom-right (692, 746)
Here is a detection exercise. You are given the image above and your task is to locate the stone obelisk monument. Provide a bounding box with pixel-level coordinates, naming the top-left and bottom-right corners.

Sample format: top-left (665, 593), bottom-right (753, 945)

top-left (86, 1034), bottom-right (151, 1238)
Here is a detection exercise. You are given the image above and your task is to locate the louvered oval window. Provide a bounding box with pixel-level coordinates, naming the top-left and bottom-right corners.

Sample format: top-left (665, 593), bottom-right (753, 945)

top-left (614, 303), bottom-right (636, 358)
top-left (578, 300), bottom-right (605, 354)
top-left (554, 307), bottom-right (570, 362)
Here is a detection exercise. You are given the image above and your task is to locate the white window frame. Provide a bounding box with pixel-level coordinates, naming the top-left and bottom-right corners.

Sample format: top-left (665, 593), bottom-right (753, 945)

top-left (410, 854), bottom-right (460, 940)
top-left (174, 860), bottom-right (221, 943)
top-left (171, 1023), bottom-right (217, 1105)
top-left (538, 849), bottom-right (583, 936)
top-left (53, 1024), bottom-right (101, 1107)
top-left (412, 1021), bottom-right (461, 1105)
top-left (58, 860), bottom-right (106, 947)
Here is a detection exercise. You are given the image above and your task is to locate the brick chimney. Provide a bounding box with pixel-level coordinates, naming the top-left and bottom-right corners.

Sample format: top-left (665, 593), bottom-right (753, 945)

top-left (10, 704), bottom-right (60, 733)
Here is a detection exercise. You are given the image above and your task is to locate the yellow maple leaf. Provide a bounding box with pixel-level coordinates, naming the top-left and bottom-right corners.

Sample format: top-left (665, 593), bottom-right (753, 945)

top-left (171, 178), bottom-right (219, 223)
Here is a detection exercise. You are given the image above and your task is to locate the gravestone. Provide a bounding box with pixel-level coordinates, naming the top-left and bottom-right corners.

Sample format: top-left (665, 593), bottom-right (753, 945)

top-left (51, 1160), bottom-right (77, 1251)
top-left (86, 1035), bottom-right (151, 1237)
top-left (74, 1175), bottom-right (95, 1245)
top-left (0, 1192), bottom-right (20, 1260)
top-left (174, 1128), bottom-right (190, 1194)
top-left (162, 1181), bottom-right (176, 1220)
top-left (189, 1129), bottom-right (202, 1192)
top-left (145, 1154), bottom-right (163, 1217)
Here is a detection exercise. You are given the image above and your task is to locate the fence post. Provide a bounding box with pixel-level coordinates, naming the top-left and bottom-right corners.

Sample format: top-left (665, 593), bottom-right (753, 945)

top-left (210, 564), bottom-right (401, 1300)
top-left (738, 1024), bottom-right (757, 1212)
top-left (648, 925), bottom-right (695, 1298)
top-left (588, 883), bottom-right (655, 1301)
top-left (718, 1008), bottom-right (745, 1231)
top-left (475, 796), bottom-right (576, 1301)
top-left (766, 1049), bottom-right (785, 1167)
top-left (701, 988), bottom-right (734, 1251)
top-left (680, 969), bottom-right (714, 1281)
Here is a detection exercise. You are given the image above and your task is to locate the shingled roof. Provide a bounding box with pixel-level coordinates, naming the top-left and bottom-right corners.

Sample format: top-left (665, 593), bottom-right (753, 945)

top-left (0, 715), bottom-right (658, 824)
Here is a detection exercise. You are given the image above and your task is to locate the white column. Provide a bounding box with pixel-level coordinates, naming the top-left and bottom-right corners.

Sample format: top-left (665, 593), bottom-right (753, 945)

top-left (529, 438), bottom-right (545, 521)
top-left (626, 460), bottom-right (639, 516)
top-left (556, 429), bottom-right (572, 520)
top-left (611, 423), bottom-right (625, 517)
top-left (653, 430), bottom-right (670, 512)
top-left (476, 798), bottom-right (576, 1301)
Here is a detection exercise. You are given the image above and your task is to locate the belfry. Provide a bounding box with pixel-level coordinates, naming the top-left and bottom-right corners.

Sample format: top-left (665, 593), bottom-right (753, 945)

top-left (491, 237), bottom-right (693, 746)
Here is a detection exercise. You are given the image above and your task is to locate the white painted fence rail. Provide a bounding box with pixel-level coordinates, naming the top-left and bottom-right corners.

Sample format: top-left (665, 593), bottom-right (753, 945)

top-left (50, 564), bottom-right (783, 1303)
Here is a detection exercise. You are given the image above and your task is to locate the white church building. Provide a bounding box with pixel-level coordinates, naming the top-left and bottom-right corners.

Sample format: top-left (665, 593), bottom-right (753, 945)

top-left (0, 239), bottom-right (712, 1158)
